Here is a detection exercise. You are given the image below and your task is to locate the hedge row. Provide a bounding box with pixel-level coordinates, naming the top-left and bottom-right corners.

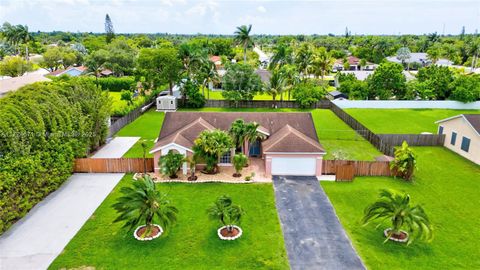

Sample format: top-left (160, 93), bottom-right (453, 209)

top-left (53, 75), bottom-right (136, 92)
top-left (0, 79), bottom-right (111, 234)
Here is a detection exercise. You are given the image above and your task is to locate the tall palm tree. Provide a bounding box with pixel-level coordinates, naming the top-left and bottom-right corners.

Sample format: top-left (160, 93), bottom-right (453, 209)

top-left (310, 47), bottom-right (334, 81)
top-left (295, 42), bottom-right (314, 80)
top-left (269, 43), bottom-right (293, 69)
top-left (112, 175), bottom-right (178, 238)
top-left (363, 189), bottom-right (433, 245)
top-left (264, 69), bottom-right (285, 106)
top-left (229, 119), bottom-right (247, 151)
top-left (280, 64), bottom-right (300, 100)
top-left (234, 24), bottom-right (254, 63)
top-left (16, 25), bottom-right (31, 60)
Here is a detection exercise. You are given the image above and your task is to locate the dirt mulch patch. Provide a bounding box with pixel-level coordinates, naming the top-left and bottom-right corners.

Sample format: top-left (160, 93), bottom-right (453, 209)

top-left (220, 227), bottom-right (241, 238)
top-left (136, 226), bottom-right (161, 239)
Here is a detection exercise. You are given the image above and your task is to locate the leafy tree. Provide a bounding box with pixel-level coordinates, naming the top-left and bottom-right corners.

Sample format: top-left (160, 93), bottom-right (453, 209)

top-left (390, 141), bottom-right (417, 181)
top-left (137, 47), bottom-right (182, 95)
top-left (159, 150), bottom-right (185, 178)
top-left (295, 42), bottom-right (314, 79)
top-left (404, 80), bottom-right (435, 100)
top-left (232, 154), bottom-right (247, 177)
top-left (85, 49), bottom-right (109, 86)
top-left (396, 47), bottom-right (411, 69)
top-left (207, 195), bottom-right (244, 233)
top-left (112, 175), bottom-right (178, 237)
top-left (193, 129), bottom-right (233, 174)
top-left (367, 62), bottom-right (406, 99)
top-left (449, 74), bottom-right (480, 102)
top-left (292, 82), bottom-right (326, 108)
top-left (104, 39), bottom-right (136, 76)
top-left (0, 56), bottom-right (32, 77)
top-left (427, 45), bottom-right (441, 64)
top-left (120, 90), bottom-right (133, 106)
top-left (179, 78), bottom-right (206, 108)
top-left (363, 189), bottom-right (433, 245)
top-left (310, 47), bottom-right (334, 80)
top-left (222, 63), bottom-right (262, 104)
top-left (264, 68), bottom-right (285, 106)
top-left (417, 65), bottom-right (454, 99)
top-left (234, 25), bottom-right (254, 63)
top-left (105, 14), bottom-right (115, 43)
top-left (42, 47), bottom-right (64, 71)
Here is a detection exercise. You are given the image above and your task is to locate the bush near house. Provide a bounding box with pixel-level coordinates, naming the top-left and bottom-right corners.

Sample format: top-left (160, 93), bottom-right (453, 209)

top-left (0, 79), bottom-right (110, 235)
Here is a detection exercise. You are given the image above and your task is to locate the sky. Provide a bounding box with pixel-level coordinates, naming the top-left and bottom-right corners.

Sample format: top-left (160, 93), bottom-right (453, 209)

top-left (1, 0), bottom-right (479, 35)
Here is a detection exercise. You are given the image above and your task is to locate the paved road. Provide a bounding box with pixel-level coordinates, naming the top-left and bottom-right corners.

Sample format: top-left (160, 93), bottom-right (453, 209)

top-left (272, 176), bottom-right (365, 270)
top-left (0, 173), bottom-right (124, 270)
top-left (91, 136), bottom-right (140, 158)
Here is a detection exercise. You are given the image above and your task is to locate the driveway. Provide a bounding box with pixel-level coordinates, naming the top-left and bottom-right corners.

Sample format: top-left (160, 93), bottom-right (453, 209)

top-left (91, 136), bottom-right (140, 158)
top-left (272, 176), bottom-right (365, 270)
top-left (0, 173), bottom-right (124, 270)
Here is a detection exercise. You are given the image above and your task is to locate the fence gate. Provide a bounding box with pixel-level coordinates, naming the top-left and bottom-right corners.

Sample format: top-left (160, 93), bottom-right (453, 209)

top-left (335, 163), bottom-right (355, 181)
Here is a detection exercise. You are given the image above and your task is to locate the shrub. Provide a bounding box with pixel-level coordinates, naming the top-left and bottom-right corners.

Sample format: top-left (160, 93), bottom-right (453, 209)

top-left (232, 154), bottom-right (248, 177)
top-left (390, 141), bottom-right (417, 181)
top-left (292, 82), bottom-right (326, 108)
top-left (159, 150), bottom-right (185, 178)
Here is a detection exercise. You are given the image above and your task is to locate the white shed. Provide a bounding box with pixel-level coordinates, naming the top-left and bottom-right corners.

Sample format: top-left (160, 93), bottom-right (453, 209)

top-left (156, 95), bottom-right (177, 111)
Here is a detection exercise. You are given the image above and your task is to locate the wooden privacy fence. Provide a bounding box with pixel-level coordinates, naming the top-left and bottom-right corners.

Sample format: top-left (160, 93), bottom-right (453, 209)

top-left (74, 158), bottom-right (154, 173)
top-left (202, 99), bottom-right (331, 109)
top-left (322, 160), bottom-right (393, 179)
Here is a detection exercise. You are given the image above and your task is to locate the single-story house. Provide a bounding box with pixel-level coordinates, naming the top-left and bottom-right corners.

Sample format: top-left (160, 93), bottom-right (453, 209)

top-left (150, 112), bottom-right (326, 177)
top-left (386, 52), bottom-right (453, 68)
top-left (48, 66), bottom-right (87, 77)
top-left (0, 73), bottom-right (51, 98)
top-left (333, 56), bottom-right (377, 71)
top-left (435, 114), bottom-right (480, 164)
top-left (327, 90), bottom-right (348, 100)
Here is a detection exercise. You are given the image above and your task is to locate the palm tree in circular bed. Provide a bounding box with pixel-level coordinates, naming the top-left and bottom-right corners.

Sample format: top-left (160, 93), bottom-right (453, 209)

top-left (362, 189), bottom-right (433, 245)
top-left (207, 195), bottom-right (245, 240)
top-left (112, 175), bottom-right (178, 240)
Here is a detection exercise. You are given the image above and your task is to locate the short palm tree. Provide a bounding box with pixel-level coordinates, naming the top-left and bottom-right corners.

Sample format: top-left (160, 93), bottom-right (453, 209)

top-left (112, 175), bottom-right (178, 238)
top-left (207, 195), bottom-right (244, 233)
top-left (363, 189), bottom-right (433, 245)
top-left (234, 24), bottom-right (254, 63)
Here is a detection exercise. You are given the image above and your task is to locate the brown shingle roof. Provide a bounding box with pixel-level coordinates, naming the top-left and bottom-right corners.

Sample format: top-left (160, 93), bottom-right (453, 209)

top-left (262, 124), bottom-right (325, 153)
top-left (464, 114), bottom-right (480, 135)
top-left (152, 112), bottom-right (323, 153)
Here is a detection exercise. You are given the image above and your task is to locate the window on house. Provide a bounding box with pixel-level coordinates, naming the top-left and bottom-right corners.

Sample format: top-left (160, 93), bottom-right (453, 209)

top-left (450, 132), bottom-right (457, 145)
top-left (461, 137), bottom-right (470, 152)
top-left (438, 126), bottom-right (443, 135)
top-left (219, 151), bottom-right (231, 163)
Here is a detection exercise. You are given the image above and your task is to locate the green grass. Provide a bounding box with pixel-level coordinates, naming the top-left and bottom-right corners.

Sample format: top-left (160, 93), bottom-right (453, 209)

top-left (311, 109), bottom-right (381, 160)
top-left (345, 109), bottom-right (480, 134)
top-left (109, 92), bottom-right (147, 117)
top-left (116, 109), bottom-right (164, 158)
top-left (321, 147), bottom-right (480, 270)
top-left (49, 176), bottom-right (289, 270)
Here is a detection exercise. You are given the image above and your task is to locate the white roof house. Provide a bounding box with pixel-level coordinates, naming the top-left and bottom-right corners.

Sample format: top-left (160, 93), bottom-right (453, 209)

top-left (386, 52), bottom-right (453, 66)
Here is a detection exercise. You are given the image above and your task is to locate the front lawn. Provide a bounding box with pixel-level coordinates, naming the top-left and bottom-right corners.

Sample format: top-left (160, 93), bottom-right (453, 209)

top-left (49, 176), bottom-right (289, 270)
top-left (115, 109), bottom-right (164, 158)
top-left (345, 109), bottom-right (479, 134)
top-left (321, 147), bottom-right (480, 269)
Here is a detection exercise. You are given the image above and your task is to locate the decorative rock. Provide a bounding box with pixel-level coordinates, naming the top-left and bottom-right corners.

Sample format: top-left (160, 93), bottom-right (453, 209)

top-left (217, 225), bottom-right (243, 241)
top-left (133, 224), bottom-right (163, 241)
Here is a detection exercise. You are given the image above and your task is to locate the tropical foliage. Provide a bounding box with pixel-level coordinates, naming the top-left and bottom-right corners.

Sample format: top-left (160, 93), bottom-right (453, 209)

top-left (222, 63), bottom-right (263, 103)
top-left (159, 150), bottom-right (185, 178)
top-left (112, 175), bottom-right (178, 237)
top-left (362, 189), bottom-right (433, 245)
top-left (193, 129), bottom-right (233, 174)
top-left (390, 141), bottom-right (417, 181)
top-left (232, 154), bottom-right (248, 177)
top-left (207, 195), bottom-right (244, 232)
top-left (292, 82), bottom-right (327, 108)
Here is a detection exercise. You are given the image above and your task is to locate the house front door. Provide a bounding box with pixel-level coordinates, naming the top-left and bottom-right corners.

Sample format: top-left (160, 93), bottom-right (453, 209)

top-left (249, 140), bottom-right (261, 157)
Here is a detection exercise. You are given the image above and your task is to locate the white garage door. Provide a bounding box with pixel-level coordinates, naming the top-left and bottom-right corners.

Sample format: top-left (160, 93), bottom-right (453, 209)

top-left (271, 157), bottom-right (316, 176)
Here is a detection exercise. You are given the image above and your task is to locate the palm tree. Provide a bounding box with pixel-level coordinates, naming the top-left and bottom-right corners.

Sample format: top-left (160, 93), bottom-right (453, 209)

top-left (280, 64), bottom-right (300, 100)
top-left (112, 175), bottom-right (178, 239)
top-left (234, 24), bottom-right (254, 63)
top-left (207, 195), bottom-right (244, 233)
top-left (269, 43), bottom-right (293, 69)
top-left (264, 69), bottom-right (285, 107)
top-left (16, 25), bottom-right (31, 60)
top-left (363, 189), bottom-right (433, 245)
top-left (229, 119), bottom-right (247, 152)
top-left (244, 122), bottom-right (266, 146)
top-left (295, 42), bottom-right (314, 80)
top-left (310, 47), bottom-right (334, 81)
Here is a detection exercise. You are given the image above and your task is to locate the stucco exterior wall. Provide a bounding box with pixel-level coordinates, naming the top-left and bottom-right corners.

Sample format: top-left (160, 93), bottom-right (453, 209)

top-left (438, 117), bottom-right (480, 164)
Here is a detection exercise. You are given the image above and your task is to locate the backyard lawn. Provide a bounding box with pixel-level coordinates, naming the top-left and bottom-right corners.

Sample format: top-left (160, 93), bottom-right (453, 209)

top-left (115, 109), bottom-right (164, 158)
top-left (109, 92), bottom-right (147, 117)
top-left (345, 109), bottom-right (479, 134)
top-left (322, 147), bottom-right (480, 270)
top-left (49, 176), bottom-right (289, 270)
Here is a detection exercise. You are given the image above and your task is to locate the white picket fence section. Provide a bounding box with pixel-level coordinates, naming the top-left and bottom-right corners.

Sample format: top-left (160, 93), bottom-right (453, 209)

top-left (333, 100), bottom-right (480, 110)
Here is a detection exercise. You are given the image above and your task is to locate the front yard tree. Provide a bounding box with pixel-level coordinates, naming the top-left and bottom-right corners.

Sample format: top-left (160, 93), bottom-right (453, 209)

top-left (159, 150), bottom-right (185, 179)
top-left (390, 141), bottom-right (417, 181)
top-left (367, 62), bottom-right (406, 99)
top-left (193, 129), bottom-right (233, 174)
top-left (234, 24), bottom-right (254, 63)
top-left (207, 195), bottom-right (245, 239)
top-left (363, 189), bottom-right (433, 245)
top-left (137, 47), bottom-right (182, 95)
top-left (222, 63), bottom-right (262, 104)
top-left (229, 119), bottom-right (247, 151)
top-left (113, 175), bottom-right (178, 240)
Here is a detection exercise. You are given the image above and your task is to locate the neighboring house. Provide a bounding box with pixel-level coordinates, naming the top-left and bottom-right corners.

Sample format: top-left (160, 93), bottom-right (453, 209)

top-left (435, 114), bottom-right (480, 165)
top-left (334, 70), bottom-right (415, 87)
top-left (386, 52), bottom-right (453, 68)
top-left (333, 56), bottom-right (376, 71)
top-left (0, 73), bottom-right (51, 98)
top-left (150, 112), bottom-right (326, 177)
top-left (48, 66), bottom-right (87, 77)
top-left (327, 90), bottom-right (348, 100)
top-left (255, 69), bottom-right (272, 83)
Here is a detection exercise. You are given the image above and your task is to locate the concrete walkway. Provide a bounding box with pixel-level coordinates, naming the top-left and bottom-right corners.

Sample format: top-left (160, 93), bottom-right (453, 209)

top-left (0, 173), bottom-right (124, 270)
top-left (272, 176), bottom-right (365, 270)
top-left (91, 136), bottom-right (140, 158)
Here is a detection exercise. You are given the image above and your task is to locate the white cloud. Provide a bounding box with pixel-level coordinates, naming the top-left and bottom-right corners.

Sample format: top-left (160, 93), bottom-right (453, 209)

top-left (257, 5), bottom-right (266, 13)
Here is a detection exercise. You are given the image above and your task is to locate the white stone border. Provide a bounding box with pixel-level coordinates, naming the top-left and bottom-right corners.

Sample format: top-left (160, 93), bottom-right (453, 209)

top-left (133, 224), bottom-right (163, 241)
top-left (384, 228), bottom-right (409, 243)
top-left (217, 225), bottom-right (243, 241)
top-left (133, 173), bottom-right (258, 184)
